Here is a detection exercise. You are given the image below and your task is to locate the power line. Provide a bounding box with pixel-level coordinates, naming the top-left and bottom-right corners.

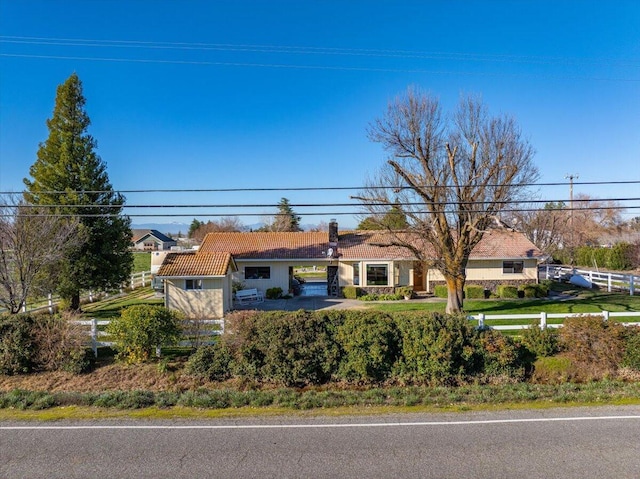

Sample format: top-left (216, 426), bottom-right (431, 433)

top-left (9, 197), bottom-right (640, 210)
top-left (3, 205), bottom-right (639, 219)
top-left (2, 35), bottom-right (639, 67)
top-left (3, 180), bottom-right (639, 196)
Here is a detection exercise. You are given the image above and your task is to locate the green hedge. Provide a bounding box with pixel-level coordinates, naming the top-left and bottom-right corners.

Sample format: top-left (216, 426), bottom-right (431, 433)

top-left (464, 285), bottom-right (485, 299)
top-left (497, 285), bottom-right (518, 299)
top-left (519, 284), bottom-right (548, 298)
top-left (434, 285), bottom-right (448, 298)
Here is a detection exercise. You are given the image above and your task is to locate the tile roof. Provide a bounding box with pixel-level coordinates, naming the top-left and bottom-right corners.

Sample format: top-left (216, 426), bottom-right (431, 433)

top-left (156, 251), bottom-right (234, 277)
top-left (469, 229), bottom-right (544, 259)
top-left (337, 229), bottom-right (543, 260)
top-left (194, 228), bottom-right (543, 262)
top-left (199, 232), bottom-right (329, 259)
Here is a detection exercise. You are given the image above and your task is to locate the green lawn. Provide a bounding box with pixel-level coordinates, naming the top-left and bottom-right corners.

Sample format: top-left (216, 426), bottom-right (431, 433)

top-left (81, 287), bottom-right (162, 319)
top-left (132, 252), bottom-right (151, 273)
top-left (366, 285), bottom-right (640, 322)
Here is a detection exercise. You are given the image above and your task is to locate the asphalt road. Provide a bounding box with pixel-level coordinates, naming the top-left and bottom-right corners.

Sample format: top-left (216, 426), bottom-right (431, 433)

top-left (1, 406), bottom-right (639, 478)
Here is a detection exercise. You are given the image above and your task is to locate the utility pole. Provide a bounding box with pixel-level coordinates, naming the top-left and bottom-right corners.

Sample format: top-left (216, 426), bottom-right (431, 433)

top-left (565, 173), bottom-right (578, 263)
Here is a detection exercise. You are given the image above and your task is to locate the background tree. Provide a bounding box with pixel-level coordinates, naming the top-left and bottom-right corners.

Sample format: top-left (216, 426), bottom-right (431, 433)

top-left (506, 201), bottom-right (568, 258)
top-left (23, 73), bottom-right (132, 310)
top-left (191, 216), bottom-right (244, 241)
top-left (0, 196), bottom-right (83, 313)
top-left (260, 197), bottom-right (302, 232)
top-left (188, 218), bottom-right (203, 238)
top-left (356, 88), bottom-right (538, 313)
top-left (357, 204), bottom-right (409, 230)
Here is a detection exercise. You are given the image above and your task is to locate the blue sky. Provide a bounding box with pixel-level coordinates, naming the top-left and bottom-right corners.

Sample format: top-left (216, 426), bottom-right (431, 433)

top-left (1, 0), bottom-right (639, 230)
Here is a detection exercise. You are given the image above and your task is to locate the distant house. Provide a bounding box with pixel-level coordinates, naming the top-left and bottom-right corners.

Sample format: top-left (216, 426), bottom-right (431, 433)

top-left (131, 229), bottom-right (177, 251)
top-left (155, 220), bottom-right (544, 318)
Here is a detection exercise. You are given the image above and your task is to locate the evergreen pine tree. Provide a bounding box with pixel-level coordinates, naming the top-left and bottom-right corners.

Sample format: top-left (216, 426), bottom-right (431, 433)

top-left (24, 73), bottom-right (132, 310)
top-left (272, 197), bottom-right (302, 232)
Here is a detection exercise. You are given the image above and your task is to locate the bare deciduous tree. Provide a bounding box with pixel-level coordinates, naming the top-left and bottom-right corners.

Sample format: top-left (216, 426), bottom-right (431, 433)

top-left (356, 88), bottom-right (538, 313)
top-left (0, 196), bottom-right (83, 313)
top-left (192, 217), bottom-right (244, 241)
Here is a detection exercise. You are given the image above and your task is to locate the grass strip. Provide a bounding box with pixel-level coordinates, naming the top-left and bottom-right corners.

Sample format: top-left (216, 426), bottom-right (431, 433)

top-left (1, 381), bottom-right (639, 418)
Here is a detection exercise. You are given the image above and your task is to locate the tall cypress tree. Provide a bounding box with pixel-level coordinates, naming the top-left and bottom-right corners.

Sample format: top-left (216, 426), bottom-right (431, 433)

top-left (24, 73), bottom-right (132, 310)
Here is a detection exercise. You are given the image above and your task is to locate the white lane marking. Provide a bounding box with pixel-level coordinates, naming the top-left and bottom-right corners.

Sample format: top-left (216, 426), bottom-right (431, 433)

top-left (1, 415), bottom-right (639, 430)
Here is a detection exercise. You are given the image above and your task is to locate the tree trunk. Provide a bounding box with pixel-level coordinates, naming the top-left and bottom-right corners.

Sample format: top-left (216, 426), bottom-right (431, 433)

top-left (445, 276), bottom-right (465, 314)
top-left (69, 291), bottom-right (81, 312)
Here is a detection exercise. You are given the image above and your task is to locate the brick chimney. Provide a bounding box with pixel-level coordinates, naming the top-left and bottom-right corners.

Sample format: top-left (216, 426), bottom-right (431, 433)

top-left (328, 219), bottom-right (338, 245)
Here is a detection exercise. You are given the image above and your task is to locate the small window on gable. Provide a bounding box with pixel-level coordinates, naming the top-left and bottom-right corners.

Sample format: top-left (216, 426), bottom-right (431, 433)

top-left (503, 261), bottom-right (524, 274)
top-left (186, 279), bottom-right (203, 290)
top-left (245, 266), bottom-right (271, 279)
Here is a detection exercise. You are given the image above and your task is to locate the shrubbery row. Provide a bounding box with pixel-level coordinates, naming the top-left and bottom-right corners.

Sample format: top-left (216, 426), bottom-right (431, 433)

top-left (185, 311), bottom-right (640, 387)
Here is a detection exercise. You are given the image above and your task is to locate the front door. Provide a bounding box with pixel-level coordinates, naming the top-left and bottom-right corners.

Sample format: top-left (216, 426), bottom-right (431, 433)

top-left (412, 261), bottom-right (424, 291)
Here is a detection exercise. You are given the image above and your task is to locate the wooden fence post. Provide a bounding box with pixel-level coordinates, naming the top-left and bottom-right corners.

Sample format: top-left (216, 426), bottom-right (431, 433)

top-left (478, 313), bottom-right (485, 329)
top-left (602, 310), bottom-right (609, 322)
top-left (540, 312), bottom-right (547, 330)
top-left (48, 293), bottom-right (53, 314)
top-left (630, 275), bottom-right (635, 296)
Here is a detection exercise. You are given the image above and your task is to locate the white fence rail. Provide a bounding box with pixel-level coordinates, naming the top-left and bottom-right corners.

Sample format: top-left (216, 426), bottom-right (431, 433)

top-left (6, 271), bottom-right (153, 315)
top-left (539, 264), bottom-right (638, 296)
top-left (75, 317), bottom-right (225, 357)
top-left (468, 311), bottom-right (640, 331)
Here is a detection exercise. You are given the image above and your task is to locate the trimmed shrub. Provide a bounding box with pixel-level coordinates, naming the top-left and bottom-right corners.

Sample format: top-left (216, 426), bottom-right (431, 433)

top-left (222, 310), bottom-right (341, 386)
top-left (342, 286), bottom-right (361, 299)
top-left (184, 342), bottom-right (233, 381)
top-left (395, 286), bottom-right (414, 299)
top-left (476, 329), bottom-right (525, 381)
top-left (622, 326), bottom-right (640, 371)
top-left (251, 310), bottom-right (340, 386)
top-left (0, 314), bottom-right (36, 375)
top-left (520, 322), bottom-right (559, 358)
top-left (559, 315), bottom-right (626, 379)
top-left (497, 285), bottom-right (518, 299)
top-left (530, 355), bottom-right (577, 384)
top-left (464, 285), bottom-right (485, 299)
top-left (335, 311), bottom-right (399, 383)
top-left (393, 312), bottom-right (478, 385)
top-left (265, 287), bottom-right (283, 299)
top-left (434, 285), bottom-right (448, 298)
top-left (107, 305), bottom-right (183, 364)
top-left (519, 284), bottom-right (548, 298)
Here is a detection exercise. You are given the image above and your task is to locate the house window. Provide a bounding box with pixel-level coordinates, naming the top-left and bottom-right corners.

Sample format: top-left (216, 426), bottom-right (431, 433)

top-left (366, 264), bottom-right (388, 286)
top-left (353, 263), bottom-right (360, 286)
top-left (185, 279), bottom-right (203, 290)
top-left (503, 261), bottom-right (524, 274)
top-left (245, 266), bottom-right (271, 279)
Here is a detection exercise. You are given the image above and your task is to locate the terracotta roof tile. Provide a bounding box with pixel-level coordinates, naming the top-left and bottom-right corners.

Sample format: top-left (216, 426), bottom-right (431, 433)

top-left (199, 232), bottom-right (329, 259)
top-left (156, 251), bottom-right (234, 277)
top-left (469, 229), bottom-right (544, 259)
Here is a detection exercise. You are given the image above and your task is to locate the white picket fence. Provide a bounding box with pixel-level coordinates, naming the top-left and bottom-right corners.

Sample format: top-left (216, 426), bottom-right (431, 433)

top-left (76, 317), bottom-right (225, 357)
top-left (539, 264), bottom-right (638, 296)
top-left (469, 311), bottom-right (640, 331)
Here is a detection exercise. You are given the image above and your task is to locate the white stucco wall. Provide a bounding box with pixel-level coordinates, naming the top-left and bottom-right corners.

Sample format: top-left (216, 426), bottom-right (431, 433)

top-left (164, 278), bottom-right (226, 319)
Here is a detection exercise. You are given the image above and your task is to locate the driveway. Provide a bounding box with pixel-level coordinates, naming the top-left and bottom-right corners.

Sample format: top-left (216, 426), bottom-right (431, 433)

top-left (233, 296), bottom-right (366, 312)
